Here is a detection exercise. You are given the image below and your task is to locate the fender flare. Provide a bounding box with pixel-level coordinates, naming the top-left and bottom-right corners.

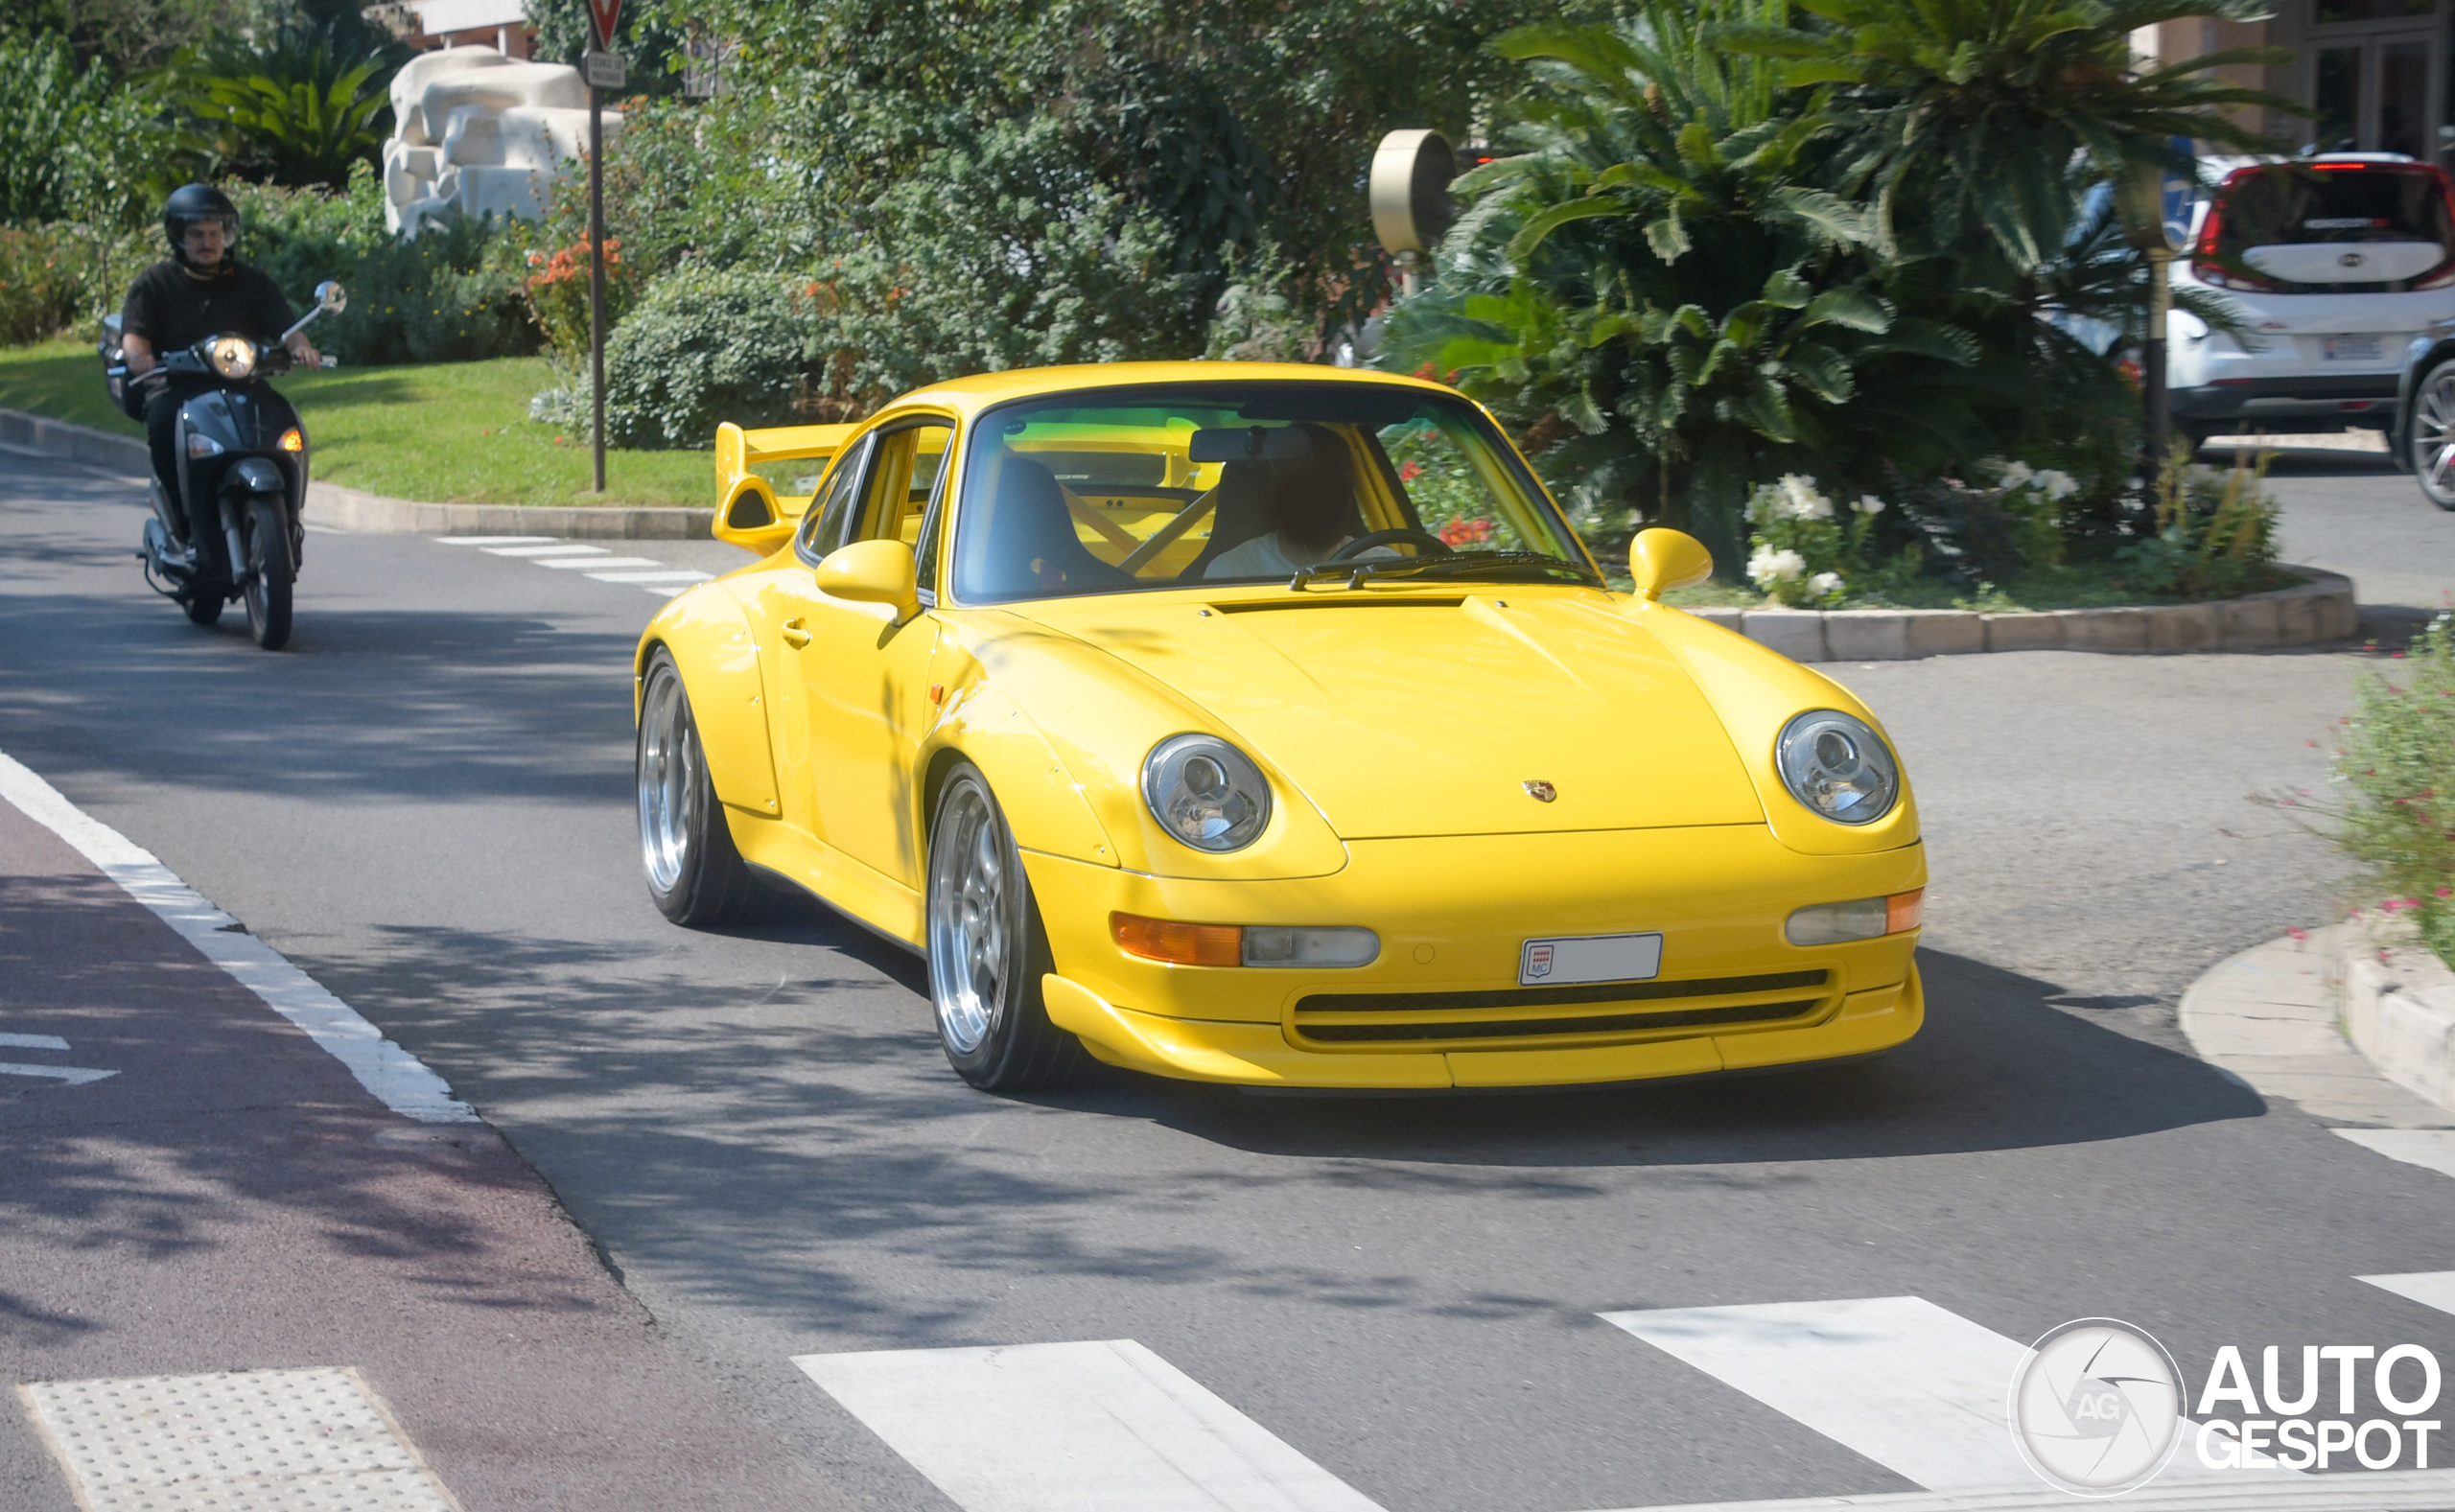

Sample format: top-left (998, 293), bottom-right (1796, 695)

top-left (637, 589), bottom-right (783, 819)
top-left (917, 686), bottom-right (1114, 868)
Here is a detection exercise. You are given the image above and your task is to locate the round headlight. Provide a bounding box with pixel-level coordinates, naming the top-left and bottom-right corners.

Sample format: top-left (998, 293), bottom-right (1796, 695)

top-left (208, 336), bottom-right (257, 380)
top-left (1141, 734), bottom-right (1272, 851)
top-left (1775, 710), bottom-right (1899, 825)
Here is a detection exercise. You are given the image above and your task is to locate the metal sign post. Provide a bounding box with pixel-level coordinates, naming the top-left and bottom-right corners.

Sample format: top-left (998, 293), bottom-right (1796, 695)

top-left (583, 0), bottom-right (624, 493)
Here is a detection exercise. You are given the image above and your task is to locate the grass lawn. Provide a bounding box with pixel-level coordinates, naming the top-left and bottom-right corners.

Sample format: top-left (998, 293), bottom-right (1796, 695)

top-left (0, 337), bottom-right (714, 507)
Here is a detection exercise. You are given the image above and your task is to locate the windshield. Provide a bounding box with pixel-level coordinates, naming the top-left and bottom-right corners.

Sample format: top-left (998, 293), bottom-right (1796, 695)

top-left (948, 383), bottom-right (1590, 603)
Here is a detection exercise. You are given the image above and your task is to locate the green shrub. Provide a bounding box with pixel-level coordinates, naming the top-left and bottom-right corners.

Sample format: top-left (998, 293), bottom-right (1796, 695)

top-left (2332, 613), bottom-right (2455, 969)
top-left (1742, 476), bottom-right (1886, 607)
top-left (228, 170), bottom-right (536, 364)
top-left (0, 227), bottom-right (82, 344)
top-left (0, 32), bottom-right (177, 229)
top-left (819, 118), bottom-right (1207, 400)
top-left (603, 263), bottom-right (809, 449)
top-left (2116, 456), bottom-right (2281, 600)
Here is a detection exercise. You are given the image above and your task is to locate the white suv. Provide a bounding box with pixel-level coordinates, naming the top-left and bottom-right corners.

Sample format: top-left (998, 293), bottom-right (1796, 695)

top-left (2170, 153), bottom-right (2455, 454)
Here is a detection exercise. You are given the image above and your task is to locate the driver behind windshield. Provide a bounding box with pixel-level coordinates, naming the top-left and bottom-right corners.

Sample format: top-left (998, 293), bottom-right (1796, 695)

top-left (1205, 427), bottom-right (1394, 579)
top-left (120, 184), bottom-right (320, 575)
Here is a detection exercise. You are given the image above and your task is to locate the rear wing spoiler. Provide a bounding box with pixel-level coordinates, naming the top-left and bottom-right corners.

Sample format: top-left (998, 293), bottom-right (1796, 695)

top-left (713, 420), bottom-right (856, 552)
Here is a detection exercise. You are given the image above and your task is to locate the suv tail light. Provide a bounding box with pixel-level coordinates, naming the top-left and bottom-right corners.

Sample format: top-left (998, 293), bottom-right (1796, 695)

top-left (2192, 181), bottom-right (2285, 291)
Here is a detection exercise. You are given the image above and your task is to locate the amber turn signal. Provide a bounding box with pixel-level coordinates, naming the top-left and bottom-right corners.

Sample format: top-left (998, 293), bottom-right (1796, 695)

top-left (1885, 888), bottom-right (1924, 934)
top-left (1111, 912), bottom-right (1241, 966)
top-left (278, 427), bottom-right (305, 453)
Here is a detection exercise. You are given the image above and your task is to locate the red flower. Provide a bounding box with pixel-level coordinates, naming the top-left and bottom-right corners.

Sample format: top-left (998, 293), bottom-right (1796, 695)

top-left (1398, 460), bottom-right (1422, 482)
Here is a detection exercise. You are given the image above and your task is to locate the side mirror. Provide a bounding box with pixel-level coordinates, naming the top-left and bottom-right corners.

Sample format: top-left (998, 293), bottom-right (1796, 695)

top-left (816, 538), bottom-right (921, 622)
top-left (1630, 528), bottom-right (1715, 601)
top-left (316, 280), bottom-right (347, 314)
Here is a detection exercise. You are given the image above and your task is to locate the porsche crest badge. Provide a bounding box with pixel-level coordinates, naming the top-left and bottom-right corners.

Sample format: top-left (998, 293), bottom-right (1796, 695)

top-left (1523, 780), bottom-right (1556, 803)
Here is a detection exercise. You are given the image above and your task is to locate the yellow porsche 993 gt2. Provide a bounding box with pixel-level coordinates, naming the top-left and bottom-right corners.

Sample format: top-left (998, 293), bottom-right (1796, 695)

top-left (635, 363), bottom-right (1925, 1091)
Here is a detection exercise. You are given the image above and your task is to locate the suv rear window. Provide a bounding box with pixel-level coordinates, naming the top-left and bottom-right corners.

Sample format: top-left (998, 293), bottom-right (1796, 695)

top-left (2201, 162), bottom-right (2455, 289)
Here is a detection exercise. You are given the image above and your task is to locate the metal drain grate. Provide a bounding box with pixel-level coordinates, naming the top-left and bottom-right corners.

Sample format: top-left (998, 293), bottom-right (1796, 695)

top-left (17, 1365), bottom-right (461, 1510)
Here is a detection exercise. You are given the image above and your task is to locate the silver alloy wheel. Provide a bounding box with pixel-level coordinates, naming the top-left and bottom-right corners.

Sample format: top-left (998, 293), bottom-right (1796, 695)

top-left (928, 781), bottom-right (1007, 1056)
top-left (2415, 365), bottom-right (2455, 506)
top-left (637, 663), bottom-right (698, 895)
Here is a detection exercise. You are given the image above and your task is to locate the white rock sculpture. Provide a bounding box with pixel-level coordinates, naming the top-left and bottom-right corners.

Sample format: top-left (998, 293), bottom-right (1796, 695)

top-left (382, 46), bottom-right (621, 236)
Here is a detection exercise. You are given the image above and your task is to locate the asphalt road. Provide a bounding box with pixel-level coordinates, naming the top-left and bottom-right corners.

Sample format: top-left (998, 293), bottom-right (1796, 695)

top-left (5, 440), bottom-right (2455, 1511)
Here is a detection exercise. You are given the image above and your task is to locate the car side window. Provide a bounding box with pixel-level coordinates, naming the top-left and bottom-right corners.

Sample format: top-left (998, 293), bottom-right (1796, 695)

top-left (854, 421), bottom-right (955, 550)
top-left (796, 434), bottom-right (876, 565)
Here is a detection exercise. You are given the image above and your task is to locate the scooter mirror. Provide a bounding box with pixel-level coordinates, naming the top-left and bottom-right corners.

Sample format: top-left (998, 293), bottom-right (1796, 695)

top-left (316, 281), bottom-right (346, 314)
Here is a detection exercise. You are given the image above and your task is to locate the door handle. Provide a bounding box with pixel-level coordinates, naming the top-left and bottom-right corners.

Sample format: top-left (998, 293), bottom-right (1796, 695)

top-left (781, 618), bottom-right (811, 649)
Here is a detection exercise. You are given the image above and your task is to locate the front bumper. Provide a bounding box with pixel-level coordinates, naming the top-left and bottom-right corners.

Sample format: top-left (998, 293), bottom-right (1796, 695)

top-left (1021, 826), bottom-right (1925, 1088)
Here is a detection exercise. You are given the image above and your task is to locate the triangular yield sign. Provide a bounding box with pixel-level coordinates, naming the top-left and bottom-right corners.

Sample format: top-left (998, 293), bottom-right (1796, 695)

top-left (586, 0), bottom-right (621, 50)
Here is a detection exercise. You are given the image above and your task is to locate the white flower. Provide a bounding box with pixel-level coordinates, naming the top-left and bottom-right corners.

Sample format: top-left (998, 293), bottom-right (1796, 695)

top-left (1852, 493), bottom-right (1886, 517)
top-left (1747, 547), bottom-right (1807, 585)
top-left (2034, 468), bottom-right (2078, 501)
top-left (1777, 474), bottom-right (1834, 521)
top-left (1809, 571), bottom-right (1845, 596)
top-left (1997, 458), bottom-right (2034, 489)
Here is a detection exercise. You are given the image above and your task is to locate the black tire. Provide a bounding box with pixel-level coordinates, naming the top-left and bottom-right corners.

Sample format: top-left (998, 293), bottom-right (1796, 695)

top-left (2412, 359), bottom-right (2455, 509)
top-left (924, 762), bottom-right (1086, 1090)
top-left (636, 649), bottom-right (769, 925)
top-left (181, 586), bottom-right (224, 626)
top-left (240, 497), bottom-right (292, 649)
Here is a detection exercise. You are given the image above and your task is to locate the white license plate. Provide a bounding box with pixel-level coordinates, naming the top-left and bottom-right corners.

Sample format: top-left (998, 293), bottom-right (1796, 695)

top-left (2323, 335), bottom-right (2386, 362)
top-left (1518, 932), bottom-right (1663, 987)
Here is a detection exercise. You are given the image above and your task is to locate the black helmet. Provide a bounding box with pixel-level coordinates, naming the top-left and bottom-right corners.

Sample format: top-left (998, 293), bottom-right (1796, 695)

top-left (163, 183), bottom-right (240, 268)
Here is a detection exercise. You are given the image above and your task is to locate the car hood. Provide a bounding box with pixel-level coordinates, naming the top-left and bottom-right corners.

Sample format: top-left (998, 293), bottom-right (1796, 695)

top-left (1007, 592), bottom-right (1765, 838)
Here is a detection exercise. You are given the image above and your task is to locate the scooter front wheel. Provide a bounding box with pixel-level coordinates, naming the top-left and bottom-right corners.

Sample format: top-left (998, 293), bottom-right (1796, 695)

top-left (239, 498), bottom-right (292, 649)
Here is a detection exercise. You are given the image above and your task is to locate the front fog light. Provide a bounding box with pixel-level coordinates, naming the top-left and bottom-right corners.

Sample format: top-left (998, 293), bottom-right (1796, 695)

top-left (1787, 889), bottom-right (1925, 945)
top-left (1776, 709), bottom-right (1900, 825)
top-left (1242, 926), bottom-right (1378, 967)
top-left (1142, 733), bottom-right (1271, 851)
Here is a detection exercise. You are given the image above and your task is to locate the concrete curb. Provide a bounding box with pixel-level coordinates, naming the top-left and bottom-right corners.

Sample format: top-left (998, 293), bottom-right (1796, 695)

top-left (2341, 919), bottom-right (2455, 1112)
top-left (1686, 566), bottom-right (2357, 662)
top-left (2178, 926), bottom-right (2455, 1128)
top-left (0, 406), bottom-right (715, 540)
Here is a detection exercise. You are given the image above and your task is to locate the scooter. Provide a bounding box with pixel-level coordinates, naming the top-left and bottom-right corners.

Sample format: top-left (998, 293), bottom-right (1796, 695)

top-left (100, 280), bottom-right (345, 650)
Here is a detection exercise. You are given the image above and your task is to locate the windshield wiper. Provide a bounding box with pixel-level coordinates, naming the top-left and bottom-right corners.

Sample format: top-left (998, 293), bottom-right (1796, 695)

top-left (1288, 551), bottom-right (1601, 592)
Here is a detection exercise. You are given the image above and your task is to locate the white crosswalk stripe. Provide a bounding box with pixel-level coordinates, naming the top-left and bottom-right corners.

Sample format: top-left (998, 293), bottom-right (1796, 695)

top-left (793, 1292), bottom-right (2455, 1512)
top-left (2359, 1269), bottom-right (2455, 1315)
top-left (2336, 1128), bottom-right (2455, 1181)
top-left (435, 535), bottom-right (716, 599)
top-left (795, 1339), bottom-right (1385, 1512)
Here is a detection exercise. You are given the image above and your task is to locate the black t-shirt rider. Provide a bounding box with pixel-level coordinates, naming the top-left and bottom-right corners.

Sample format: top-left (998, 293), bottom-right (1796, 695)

top-left (121, 259), bottom-right (298, 362)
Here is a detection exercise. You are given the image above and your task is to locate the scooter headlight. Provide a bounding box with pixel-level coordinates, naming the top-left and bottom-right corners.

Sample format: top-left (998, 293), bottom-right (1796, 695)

top-left (207, 336), bottom-right (257, 380)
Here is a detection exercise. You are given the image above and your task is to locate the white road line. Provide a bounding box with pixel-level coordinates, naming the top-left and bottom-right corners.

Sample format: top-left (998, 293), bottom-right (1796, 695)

top-left (0, 1032), bottom-right (70, 1051)
top-left (1607, 1467), bottom-right (2455, 1512)
top-left (435, 535), bottom-right (551, 545)
top-left (2359, 1270), bottom-right (2455, 1315)
top-left (19, 1365), bottom-right (461, 1511)
top-left (588, 570), bottom-right (711, 584)
top-left (1602, 1297), bottom-right (2251, 1495)
top-left (1603, 1297), bottom-right (2033, 1492)
top-left (536, 555), bottom-right (666, 570)
top-left (795, 1338), bottom-right (1386, 1512)
top-left (480, 544), bottom-right (609, 557)
top-left (2334, 1128), bottom-right (2455, 1180)
top-left (0, 1060), bottom-right (115, 1084)
top-left (0, 748), bottom-right (476, 1124)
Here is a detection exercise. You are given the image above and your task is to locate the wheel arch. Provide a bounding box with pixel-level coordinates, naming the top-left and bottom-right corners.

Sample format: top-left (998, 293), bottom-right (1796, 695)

top-left (917, 686), bottom-right (1115, 871)
top-left (636, 590), bottom-right (783, 819)
top-left (2396, 339), bottom-right (2455, 474)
